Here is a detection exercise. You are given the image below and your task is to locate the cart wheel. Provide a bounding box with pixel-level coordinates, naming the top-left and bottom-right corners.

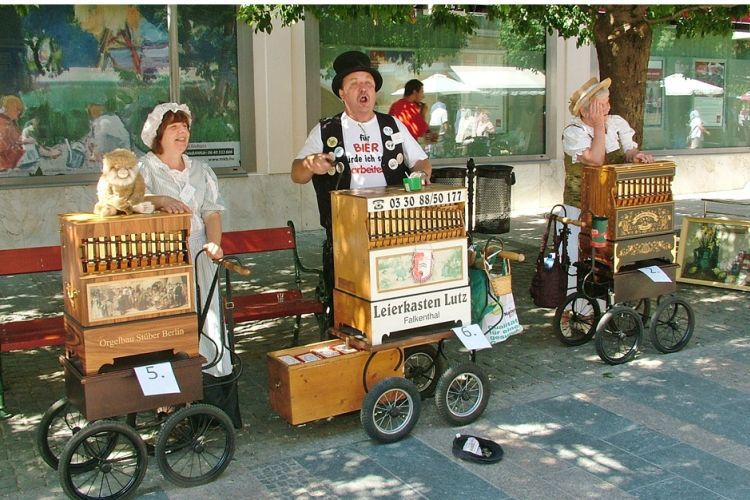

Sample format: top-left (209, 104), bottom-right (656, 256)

top-left (360, 377), bottom-right (421, 443)
top-left (617, 298), bottom-right (651, 323)
top-left (127, 406), bottom-right (182, 456)
top-left (58, 420), bottom-right (147, 500)
top-left (554, 292), bottom-right (601, 346)
top-left (38, 398), bottom-right (87, 470)
top-left (435, 363), bottom-right (491, 426)
top-left (155, 403), bottom-right (235, 487)
top-left (595, 306), bottom-right (643, 365)
top-left (404, 345), bottom-right (444, 399)
top-left (649, 296), bottom-right (694, 353)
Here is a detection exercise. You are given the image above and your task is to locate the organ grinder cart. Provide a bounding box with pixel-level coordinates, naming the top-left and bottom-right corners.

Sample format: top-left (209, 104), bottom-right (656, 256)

top-left (266, 184), bottom-right (521, 441)
top-left (552, 161), bottom-right (696, 364)
top-left (38, 212), bottom-right (237, 500)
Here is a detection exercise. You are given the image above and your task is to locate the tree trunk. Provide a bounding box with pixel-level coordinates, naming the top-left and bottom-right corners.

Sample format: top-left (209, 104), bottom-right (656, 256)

top-left (593, 6), bottom-right (652, 150)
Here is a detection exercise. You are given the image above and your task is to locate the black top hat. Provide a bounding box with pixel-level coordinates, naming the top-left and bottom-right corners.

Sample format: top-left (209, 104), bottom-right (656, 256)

top-left (331, 51), bottom-right (383, 97)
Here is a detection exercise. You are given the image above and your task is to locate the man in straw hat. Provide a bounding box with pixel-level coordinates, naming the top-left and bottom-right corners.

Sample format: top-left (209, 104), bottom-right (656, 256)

top-left (560, 77), bottom-right (654, 291)
top-left (292, 51), bottom-right (432, 318)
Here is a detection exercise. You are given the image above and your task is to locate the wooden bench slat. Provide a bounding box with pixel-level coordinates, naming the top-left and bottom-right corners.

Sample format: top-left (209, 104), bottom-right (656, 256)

top-left (0, 246), bottom-right (62, 275)
top-left (230, 298), bottom-right (325, 324)
top-left (1, 317), bottom-right (65, 352)
top-left (221, 227), bottom-right (295, 255)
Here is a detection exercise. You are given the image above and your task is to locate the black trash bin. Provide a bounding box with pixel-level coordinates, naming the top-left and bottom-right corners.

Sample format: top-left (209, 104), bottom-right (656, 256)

top-left (429, 166), bottom-right (467, 188)
top-left (473, 164), bottom-right (514, 234)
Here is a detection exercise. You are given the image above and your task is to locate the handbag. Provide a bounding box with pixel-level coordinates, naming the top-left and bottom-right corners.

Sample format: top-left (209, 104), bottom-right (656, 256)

top-left (529, 208), bottom-right (569, 308)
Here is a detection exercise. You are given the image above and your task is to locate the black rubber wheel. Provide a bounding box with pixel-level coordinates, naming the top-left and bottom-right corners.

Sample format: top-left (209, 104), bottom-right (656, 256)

top-left (554, 292), bottom-right (601, 346)
top-left (649, 296), bottom-right (695, 353)
top-left (404, 345), bottom-right (444, 399)
top-left (38, 398), bottom-right (87, 470)
top-left (617, 298), bottom-right (651, 323)
top-left (155, 404), bottom-right (235, 487)
top-left (435, 363), bottom-right (490, 426)
top-left (58, 420), bottom-right (147, 500)
top-left (595, 306), bottom-right (643, 365)
top-left (127, 406), bottom-right (183, 456)
top-left (360, 377), bottom-right (421, 443)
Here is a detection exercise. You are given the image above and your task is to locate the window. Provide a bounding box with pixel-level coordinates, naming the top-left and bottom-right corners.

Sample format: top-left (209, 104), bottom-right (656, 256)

top-left (645, 24), bottom-right (750, 151)
top-left (317, 12), bottom-right (547, 163)
top-left (0, 4), bottom-right (247, 187)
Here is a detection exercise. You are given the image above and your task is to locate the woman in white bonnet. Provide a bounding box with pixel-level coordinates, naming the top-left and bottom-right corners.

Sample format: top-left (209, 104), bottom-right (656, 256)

top-left (139, 103), bottom-right (241, 427)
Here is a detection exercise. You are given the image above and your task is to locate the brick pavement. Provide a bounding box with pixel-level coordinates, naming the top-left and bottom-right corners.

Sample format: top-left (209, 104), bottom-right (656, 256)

top-left (2, 191), bottom-right (750, 499)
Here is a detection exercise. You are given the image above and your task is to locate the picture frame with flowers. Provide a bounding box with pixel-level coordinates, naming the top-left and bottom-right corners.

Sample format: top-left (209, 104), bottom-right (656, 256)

top-left (676, 216), bottom-right (750, 291)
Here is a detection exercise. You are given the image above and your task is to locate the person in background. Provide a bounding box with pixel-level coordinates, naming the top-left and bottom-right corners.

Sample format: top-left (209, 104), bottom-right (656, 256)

top-left (688, 109), bottom-right (710, 149)
top-left (561, 77), bottom-right (654, 290)
top-left (138, 102), bottom-right (241, 428)
top-left (292, 51), bottom-right (432, 318)
top-left (389, 79), bottom-right (429, 142)
top-left (0, 95), bottom-right (25, 172)
top-left (85, 103), bottom-right (131, 164)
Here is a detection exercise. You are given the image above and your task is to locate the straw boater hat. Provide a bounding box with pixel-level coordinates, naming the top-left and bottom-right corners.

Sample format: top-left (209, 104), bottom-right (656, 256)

top-left (569, 77), bottom-right (611, 116)
top-left (331, 51), bottom-right (383, 97)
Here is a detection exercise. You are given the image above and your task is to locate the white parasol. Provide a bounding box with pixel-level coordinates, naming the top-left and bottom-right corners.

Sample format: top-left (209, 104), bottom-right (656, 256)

top-left (391, 73), bottom-right (480, 96)
top-left (663, 73), bottom-right (724, 96)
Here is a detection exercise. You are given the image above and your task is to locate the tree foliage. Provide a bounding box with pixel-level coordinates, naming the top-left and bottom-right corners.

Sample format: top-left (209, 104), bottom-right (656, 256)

top-left (237, 4), bottom-right (750, 142)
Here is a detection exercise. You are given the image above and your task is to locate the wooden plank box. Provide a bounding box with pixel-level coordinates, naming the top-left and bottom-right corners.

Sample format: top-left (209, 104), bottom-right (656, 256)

top-left (577, 259), bottom-right (678, 304)
top-left (267, 340), bottom-right (402, 425)
top-left (62, 355), bottom-right (204, 421)
top-left (334, 237), bottom-right (468, 301)
top-left (333, 285), bottom-right (472, 346)
top-left (59, 212), bottom-right (194, 327)
top-left (65, 312), bottom-right (200, 376)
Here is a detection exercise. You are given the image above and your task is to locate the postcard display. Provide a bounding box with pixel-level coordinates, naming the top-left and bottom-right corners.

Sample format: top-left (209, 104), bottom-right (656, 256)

top-left (59, 212), bottom-right (202, 420)
top-left (579, 161), bottom-right (678, 302)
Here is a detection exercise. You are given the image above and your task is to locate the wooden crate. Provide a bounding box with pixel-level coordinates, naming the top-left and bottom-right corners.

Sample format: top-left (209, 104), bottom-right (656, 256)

top-left (59, 212), bottom-right (193, 327)
top-left (65, 312), bottom-right (200, 376)
top-left (267, 340), bottom-right (402, 425)
top-left (62, 354), bottom-right (204, 421)
top-left (577, 259), bottom-right (678, 303)
top-left (333, 285), bottom-right (471, 345)
top-left (334, 237), bottom-right (468, 301)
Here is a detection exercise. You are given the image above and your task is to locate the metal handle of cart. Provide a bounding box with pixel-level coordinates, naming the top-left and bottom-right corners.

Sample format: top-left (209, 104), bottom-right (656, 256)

top-left (193, 250), bottom-right (250, 385)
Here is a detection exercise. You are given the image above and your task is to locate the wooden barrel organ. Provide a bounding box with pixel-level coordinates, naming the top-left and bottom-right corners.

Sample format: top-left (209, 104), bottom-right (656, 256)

top-left (579, 161), bottom-right (678, 302)
top-left (331, 184), bottom-right (472, 345)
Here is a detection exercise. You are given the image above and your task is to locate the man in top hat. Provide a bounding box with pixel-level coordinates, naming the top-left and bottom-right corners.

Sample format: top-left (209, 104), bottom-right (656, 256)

top-left (292, 51), bottom-right (432, 318)
top-left (560, 77), bottom-right (654, 291)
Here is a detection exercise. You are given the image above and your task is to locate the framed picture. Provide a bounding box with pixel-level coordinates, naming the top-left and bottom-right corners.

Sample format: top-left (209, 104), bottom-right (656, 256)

top-left (677, 216), bottom-right (750, 291)
top-left (86, 272), bottom-right (193, 324)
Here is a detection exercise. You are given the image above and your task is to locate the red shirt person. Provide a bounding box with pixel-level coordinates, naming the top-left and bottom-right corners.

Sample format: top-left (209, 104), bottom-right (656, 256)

top-left (388, 79), bottom-right (429, 141)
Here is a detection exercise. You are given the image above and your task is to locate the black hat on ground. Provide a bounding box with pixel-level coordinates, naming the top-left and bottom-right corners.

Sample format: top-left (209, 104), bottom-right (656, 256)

top-left (331, 51), bottom-right (383, 97)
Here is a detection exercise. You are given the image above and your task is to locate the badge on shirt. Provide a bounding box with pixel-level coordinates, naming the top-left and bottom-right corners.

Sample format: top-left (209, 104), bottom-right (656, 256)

top-left (334, 146), bottom-right (344, 158)
top-left (391, 132), bottom-right (404, 145)
top-left (388, 158), bottom-right (398, 170)
top-left (336, 162), bottom-right (345, 173)
top-left (396, 153), bottom-right (404, 164)
top-left (327, 137), bottom-right (338, 148)
top-left (385, 140), bottom-right (395, 151)
top-left (383, 126), bottom-right (393, 137)
top-left (179, 183), bottom-right (196, 203)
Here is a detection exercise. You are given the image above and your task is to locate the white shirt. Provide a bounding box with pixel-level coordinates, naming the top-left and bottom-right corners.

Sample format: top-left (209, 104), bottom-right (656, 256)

top-left (139, 152), bottom-right (226, 235)
top-left (562, 115), bottom-right (639, 163)
top-left (296, 112), bottom-right (427, 189)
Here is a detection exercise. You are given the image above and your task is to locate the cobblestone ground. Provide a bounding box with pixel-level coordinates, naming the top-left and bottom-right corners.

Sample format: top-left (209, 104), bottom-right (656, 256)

top-left (2, 194), bottom-right (750, 499)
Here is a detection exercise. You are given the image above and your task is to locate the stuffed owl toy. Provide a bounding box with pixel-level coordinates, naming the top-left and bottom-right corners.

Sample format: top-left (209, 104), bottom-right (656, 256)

top-left (93, 149), bottom-right (154, 216)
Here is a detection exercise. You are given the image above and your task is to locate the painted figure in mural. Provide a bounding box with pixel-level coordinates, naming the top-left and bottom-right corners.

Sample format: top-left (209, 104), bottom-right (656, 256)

top-left (0, 96), bottom-right (25, 172)
top-left (688, 109), bottom-right (710, 149)
top-left (561, 77), bottom-right (655, 288)
top-left (138, 102), bottom-right (241, 428)
top-left (291, 51), bottom-right (432, 317)
top-left (388, 79), bottom-right (429, 142)
top-left (85, 103), bottom-right (131, 163)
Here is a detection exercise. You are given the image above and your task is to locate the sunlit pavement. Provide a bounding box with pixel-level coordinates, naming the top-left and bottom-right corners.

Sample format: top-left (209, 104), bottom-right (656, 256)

top-left (2, 190), bottom-right (750, 500)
